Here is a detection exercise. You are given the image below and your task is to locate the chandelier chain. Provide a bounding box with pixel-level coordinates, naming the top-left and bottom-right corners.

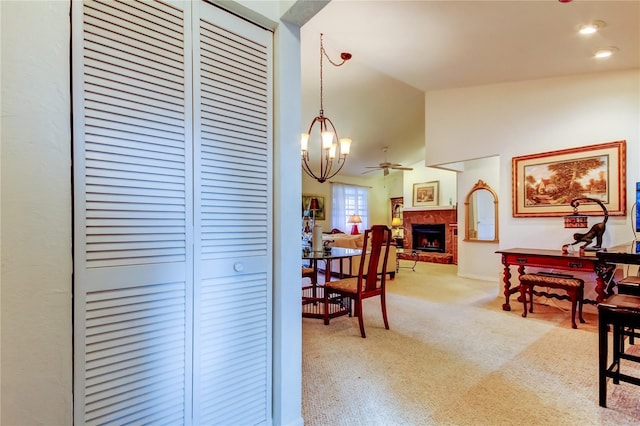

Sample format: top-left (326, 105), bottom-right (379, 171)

top-left (320, 34), bottom-right (324, 113)
top-left (319, 33), bottom-right (351, 114)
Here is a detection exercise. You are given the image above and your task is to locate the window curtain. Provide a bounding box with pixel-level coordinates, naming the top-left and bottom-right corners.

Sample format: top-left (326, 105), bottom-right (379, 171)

top-left (331, 183), bottom-right (368, 232)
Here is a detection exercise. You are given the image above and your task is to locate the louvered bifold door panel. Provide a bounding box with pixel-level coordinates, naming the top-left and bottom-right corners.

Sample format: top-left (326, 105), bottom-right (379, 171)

top-left (73, 1), bottom-right (193, 424)
top-left (192, 5), bottom-right (273, 425)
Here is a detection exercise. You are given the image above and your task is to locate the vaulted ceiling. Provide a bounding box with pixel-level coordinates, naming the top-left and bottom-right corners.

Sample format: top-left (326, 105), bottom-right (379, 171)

top-left (300, 0), bottom-right (640, 178)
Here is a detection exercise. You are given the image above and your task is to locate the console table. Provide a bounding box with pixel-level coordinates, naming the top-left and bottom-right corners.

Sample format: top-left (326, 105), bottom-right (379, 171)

top-left (496, 248), bottom-right (616, 311)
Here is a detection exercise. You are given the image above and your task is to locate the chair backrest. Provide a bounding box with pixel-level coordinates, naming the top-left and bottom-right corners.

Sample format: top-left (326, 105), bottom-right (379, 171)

top-left (356, 225), bottom-right (392, 294)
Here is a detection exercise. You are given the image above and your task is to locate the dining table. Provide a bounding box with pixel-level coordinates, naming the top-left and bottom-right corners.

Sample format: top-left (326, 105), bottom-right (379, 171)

top-left (301, 246), bottom-right (362, 319)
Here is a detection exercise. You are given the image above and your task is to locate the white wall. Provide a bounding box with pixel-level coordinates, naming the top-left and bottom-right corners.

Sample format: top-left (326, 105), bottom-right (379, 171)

top-left (402, 160), bottom-right (458, 211)
top-left (271, 19), bottom-right (305, 426)
top-left (369, 171), bottom-right (403, 225)
top-left (1, 1), bottom-right (73, 424)
top-left (426, 70), bottom-right (640, 282)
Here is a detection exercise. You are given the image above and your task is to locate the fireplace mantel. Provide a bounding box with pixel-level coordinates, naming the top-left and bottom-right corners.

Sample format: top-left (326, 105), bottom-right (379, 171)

top-left (403, 206), bottom-right (456, 213)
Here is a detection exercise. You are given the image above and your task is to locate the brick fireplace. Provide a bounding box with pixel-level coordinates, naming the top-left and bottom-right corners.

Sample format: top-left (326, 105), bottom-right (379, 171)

top-left (401, 208), bottom-right (457, 264)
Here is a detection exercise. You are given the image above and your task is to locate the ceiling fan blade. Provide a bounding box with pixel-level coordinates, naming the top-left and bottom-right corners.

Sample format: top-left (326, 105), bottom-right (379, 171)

top-left (361, 169), bottom-right (378, 174)
top-left (365, 147), bottom-right (413, 175)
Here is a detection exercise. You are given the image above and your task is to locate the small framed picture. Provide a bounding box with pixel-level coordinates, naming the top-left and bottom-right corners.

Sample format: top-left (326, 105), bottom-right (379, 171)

top-left (413, 181), bottom-right (439, 207)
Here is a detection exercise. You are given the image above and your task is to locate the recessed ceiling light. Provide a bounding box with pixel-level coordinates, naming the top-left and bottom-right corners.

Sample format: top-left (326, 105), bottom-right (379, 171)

top-left (593, 47), bottom-right (618, 59)
top-left (579, 20), bottom-right (606, 35)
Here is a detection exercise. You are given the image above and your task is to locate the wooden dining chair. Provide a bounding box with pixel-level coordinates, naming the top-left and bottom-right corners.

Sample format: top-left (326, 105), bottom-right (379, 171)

top-left (323, 225), bottom-right (392, 338)
top-left (302, 266), bottom-right (316, 284)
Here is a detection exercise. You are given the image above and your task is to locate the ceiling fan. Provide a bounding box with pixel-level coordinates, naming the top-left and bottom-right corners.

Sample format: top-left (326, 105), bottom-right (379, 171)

top-left (363, 147), bottom-right (414, 176)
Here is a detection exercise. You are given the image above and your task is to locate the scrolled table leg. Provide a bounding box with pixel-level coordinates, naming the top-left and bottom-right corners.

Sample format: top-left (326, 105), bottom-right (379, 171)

top-left (501, 256), bottom-right (512, 311)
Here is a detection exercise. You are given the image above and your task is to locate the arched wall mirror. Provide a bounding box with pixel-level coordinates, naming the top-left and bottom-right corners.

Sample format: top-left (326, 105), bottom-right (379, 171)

top-left (464, 179), bottom-right (499, 242)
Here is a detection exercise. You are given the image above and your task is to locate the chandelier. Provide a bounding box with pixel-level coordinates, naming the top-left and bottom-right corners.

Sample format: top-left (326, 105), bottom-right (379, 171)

top-left (301, 33), bottom-right (352, 183)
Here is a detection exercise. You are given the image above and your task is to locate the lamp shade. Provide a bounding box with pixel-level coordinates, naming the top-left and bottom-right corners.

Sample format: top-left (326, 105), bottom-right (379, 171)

top-left (391, 217), bottom-right (402, 227)
top-left (308, 197), bottom-right (320, 211)
top-left (348, 215), bottom-right (362, 224)
top-left (563, 214), bottom-right (588, 228)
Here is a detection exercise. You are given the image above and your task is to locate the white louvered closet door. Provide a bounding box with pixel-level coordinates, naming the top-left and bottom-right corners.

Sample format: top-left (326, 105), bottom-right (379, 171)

top-left (72, 1), bottom-right (272, 425)
top-left (193, 5), bottom-right (272, 425)
top-left (192, 4), bottom-right (272, 425)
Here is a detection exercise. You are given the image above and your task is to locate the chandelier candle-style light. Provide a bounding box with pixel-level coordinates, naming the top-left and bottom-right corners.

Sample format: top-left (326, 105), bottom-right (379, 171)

top-left (301, 33), bottom-right (352, 183)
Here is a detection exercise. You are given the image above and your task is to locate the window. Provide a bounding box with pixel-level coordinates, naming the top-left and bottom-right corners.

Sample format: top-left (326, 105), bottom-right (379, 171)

top-left (332, 183), bottom-right (368, 232)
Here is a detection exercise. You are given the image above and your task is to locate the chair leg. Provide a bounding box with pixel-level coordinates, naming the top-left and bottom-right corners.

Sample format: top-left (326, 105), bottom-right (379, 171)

top-left (598, 313), bottom-right (608, 407)
top-left (323, 289), bottom-right (330, 325)
top-left (381, 291), bottom-right (389, 330)
top-left (613, 324), bottom-right (622, 385)
top-left (520, 284), bottom-right (528, 318)
top-left (356, 298), bottom-right (366, 338)
top-left (529, 284), bottom-right (534, 313)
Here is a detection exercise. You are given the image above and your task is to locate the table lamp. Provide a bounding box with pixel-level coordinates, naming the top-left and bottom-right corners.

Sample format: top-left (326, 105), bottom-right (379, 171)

top-left (348, 214), bottom-right (362, 235)
top-left (562, 197), bottom-right (608, 252)
top-left (391, 216), bottom-right (403, 238)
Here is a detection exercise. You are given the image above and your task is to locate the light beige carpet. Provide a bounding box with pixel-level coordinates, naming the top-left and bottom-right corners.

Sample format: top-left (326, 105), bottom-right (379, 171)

top-left (302, 262), bottom-right (640, 425)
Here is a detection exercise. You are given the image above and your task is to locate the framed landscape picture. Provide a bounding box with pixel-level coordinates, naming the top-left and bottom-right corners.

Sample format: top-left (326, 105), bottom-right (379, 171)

top-left (302, 194), bottom-right (325, 220)
top-left (413, 181), bottom-right (439, 207)
top-left (511, 140), bottom-right (626, 217)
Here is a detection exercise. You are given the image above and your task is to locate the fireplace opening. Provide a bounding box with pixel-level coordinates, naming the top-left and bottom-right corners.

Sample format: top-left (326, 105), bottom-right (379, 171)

top-left (412, 224), bottom-right (446, 253)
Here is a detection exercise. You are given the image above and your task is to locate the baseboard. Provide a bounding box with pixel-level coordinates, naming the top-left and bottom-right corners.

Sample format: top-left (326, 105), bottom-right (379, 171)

top-left (278, 416), bottom-right (304, 426)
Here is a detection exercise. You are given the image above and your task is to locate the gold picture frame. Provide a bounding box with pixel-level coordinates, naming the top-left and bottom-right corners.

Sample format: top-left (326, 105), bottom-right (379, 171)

top-left (413, 181), bottom-right (439, 207)
top-left (512, 140), bottom-right (626, 217)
